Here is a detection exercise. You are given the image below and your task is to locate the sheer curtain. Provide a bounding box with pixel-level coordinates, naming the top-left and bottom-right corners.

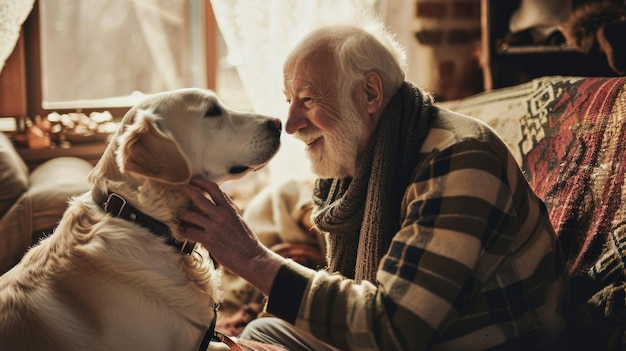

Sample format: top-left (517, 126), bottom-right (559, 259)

top-left (39, 0), bottom-right (203, 107)
top-left (0, 0), bottom-right (35, 75)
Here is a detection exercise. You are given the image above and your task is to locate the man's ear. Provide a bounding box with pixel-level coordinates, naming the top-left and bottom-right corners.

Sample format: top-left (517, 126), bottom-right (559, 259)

top-left (364, 71), bottom-right (384, 114)
top-left (116, 110), bottom-right (192, 184)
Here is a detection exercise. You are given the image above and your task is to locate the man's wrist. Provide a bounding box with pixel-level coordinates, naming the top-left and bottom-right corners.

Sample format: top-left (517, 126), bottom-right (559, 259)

top-left (266, 259), bottom-right (317, 323)
top-left (245, 248), bottom-right (286, 294)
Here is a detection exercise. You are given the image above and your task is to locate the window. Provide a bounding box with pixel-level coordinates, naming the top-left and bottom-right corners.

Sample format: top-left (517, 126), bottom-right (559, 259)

top-left (0, 0), bottom-right (221, 120)
top-left (39, 0), bottom-right (208, 109)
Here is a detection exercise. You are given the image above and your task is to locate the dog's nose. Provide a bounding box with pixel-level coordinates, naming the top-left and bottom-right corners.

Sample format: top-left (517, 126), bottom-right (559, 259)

top-left (267, 118), bottom-right (282, 135)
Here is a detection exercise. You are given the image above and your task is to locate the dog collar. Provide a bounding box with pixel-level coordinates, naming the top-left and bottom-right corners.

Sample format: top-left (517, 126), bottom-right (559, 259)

top-left (98, 192), bottom-right (196, 255)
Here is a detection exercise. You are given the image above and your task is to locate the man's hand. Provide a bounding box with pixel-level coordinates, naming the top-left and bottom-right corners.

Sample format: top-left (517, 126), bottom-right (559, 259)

top-left (178, 178), bottom-right (285, 294)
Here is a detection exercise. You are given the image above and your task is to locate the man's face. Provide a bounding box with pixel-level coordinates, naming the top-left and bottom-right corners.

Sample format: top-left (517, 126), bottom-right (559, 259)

top-left (283, 50), bottom-right (367, 178)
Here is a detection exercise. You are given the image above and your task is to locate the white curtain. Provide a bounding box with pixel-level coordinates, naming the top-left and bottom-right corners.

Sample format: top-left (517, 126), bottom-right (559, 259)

top-left (0, 0), bottom-right (35, 75)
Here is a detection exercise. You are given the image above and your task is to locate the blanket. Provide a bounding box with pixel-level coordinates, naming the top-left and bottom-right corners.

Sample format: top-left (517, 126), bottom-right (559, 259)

top-left (444, 75), bottom-right (626, 349)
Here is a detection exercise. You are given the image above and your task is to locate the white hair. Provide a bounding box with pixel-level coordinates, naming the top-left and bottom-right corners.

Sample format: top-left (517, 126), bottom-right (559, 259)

top-left (285, 8), bottom-right (407, 103)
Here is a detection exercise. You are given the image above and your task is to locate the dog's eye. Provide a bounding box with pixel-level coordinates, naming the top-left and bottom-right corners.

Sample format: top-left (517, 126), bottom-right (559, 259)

top-left (205, 106), bottom-right (221, 118)
top-left (229, 165), bottom-right (250, 174)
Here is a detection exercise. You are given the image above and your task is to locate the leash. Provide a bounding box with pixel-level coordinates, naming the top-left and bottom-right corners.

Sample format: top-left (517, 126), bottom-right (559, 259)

top-left (198, 305), bottom-right (243, 351)
top-left (212, 330), bottom-right (244, 351)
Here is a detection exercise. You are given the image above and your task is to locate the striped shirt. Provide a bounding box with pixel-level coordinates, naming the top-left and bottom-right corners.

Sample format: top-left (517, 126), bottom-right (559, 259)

top-left (266, 107), bottom-right (567, 350)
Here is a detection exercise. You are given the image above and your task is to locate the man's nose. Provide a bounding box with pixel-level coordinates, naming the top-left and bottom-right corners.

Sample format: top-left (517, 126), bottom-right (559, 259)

top-left (285, 104), bottom-right (307, 134)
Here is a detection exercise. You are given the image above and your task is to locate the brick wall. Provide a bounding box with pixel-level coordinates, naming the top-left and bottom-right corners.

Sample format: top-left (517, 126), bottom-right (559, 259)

top-left (411, 0), bottom-right (483, 101)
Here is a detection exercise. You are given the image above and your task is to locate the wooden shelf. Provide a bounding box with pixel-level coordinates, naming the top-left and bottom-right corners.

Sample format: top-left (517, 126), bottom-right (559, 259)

top-left (481, 0), bottom-right (619, 90)
top-left (496, 45), bottom-right (576, 54)
top-left (15, 141), bottom-right (107, 170)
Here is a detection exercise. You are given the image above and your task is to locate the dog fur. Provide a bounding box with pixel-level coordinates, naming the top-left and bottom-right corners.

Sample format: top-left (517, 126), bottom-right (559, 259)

top-left (0, 88), bottom-right (281, 350)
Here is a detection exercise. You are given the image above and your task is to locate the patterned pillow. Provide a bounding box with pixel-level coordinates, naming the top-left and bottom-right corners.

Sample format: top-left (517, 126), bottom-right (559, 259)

top-left (442, 76), bottom-right (626, 277)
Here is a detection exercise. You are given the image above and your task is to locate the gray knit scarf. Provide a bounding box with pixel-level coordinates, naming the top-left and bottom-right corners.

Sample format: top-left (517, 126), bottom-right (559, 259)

top-left (312, 81), bottom-right (434, 283)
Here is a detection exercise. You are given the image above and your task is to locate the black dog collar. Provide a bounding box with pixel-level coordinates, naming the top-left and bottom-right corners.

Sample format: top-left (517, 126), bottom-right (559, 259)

top-left (98, 192), bottom-right (196, 255)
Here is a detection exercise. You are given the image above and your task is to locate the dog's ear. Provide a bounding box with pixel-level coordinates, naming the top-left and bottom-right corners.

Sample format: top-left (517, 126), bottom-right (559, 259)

top-left (117, 110), bottom-right (191, 183)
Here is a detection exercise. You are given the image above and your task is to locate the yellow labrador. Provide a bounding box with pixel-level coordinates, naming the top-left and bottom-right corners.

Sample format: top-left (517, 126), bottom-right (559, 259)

top-left (0, 88), bottom-right (281, 351)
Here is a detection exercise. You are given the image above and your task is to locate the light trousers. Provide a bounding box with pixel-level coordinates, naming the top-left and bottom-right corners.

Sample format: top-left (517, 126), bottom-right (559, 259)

top-left (239, 317), bottom-right (340, 351)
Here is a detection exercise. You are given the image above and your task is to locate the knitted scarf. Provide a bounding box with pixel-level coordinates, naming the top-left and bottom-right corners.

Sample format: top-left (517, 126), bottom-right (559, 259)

top-left (312, 81), bottom-right (434, 283)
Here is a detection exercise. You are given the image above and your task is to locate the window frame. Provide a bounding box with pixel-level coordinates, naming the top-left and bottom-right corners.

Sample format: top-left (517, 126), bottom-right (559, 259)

top-left (0, 0), bottom-right (217, 120)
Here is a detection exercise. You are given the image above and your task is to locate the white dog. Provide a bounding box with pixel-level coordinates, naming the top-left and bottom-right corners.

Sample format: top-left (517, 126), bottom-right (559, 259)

top-left (0, 88), bottom-right (281, 351)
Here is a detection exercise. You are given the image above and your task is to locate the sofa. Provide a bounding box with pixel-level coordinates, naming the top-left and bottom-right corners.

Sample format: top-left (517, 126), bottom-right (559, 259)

top-left (443, 75), bottom-right (626, 349)
top-left (0, 131), bottom-right (93, 274)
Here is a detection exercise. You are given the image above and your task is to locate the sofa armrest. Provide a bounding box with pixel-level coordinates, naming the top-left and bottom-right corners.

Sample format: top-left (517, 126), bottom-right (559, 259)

top-left (29, 156), bottom-right (93, 232)
top-left (0, 156), bottom-right (94, 274)
top-left (0, 132), bottom-right (29, 218)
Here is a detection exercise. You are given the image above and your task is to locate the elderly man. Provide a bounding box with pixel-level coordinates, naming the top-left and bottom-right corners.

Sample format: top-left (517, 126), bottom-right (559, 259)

top-left (179, 13), bottom-right (568, 351)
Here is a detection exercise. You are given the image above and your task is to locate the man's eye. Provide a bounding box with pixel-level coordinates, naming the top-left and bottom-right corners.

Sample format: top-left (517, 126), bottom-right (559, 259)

top-left (302, 98), bottom-right (314, 108)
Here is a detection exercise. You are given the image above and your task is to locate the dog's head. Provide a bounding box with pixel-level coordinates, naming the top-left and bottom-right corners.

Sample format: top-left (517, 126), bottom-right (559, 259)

top-left (91, 88), bottom-right (281, 189)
